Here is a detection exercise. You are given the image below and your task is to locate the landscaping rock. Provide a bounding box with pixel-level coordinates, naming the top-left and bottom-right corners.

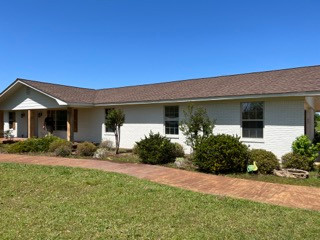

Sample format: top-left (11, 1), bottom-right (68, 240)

top-left (273, 168), bottom-right (309, 179)
top-left (93, 148), bottom-right (109, 159)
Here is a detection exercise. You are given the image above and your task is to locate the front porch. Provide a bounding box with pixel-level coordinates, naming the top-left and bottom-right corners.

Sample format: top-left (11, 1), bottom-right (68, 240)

top-left (0, 108), bottom-right (77, 142)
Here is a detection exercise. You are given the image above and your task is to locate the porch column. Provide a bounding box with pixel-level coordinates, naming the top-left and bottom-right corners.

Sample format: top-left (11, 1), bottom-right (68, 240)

top-left (67, 107), bottom-right (74, 142)
top-left (0, 111), bottom-right (3, 137)
top-left (28, 110), bottom-right (35, 138)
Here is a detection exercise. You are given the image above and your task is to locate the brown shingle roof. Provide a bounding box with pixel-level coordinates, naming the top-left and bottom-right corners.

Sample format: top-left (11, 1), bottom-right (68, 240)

top-left (14, 65), bottom-right (320, 105)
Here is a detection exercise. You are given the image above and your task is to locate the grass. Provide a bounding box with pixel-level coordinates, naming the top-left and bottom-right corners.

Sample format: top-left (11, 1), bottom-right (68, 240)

top-left (226, 171), bottom-right (320, 188)
top-left (0, 163), bottom-right (320, 239)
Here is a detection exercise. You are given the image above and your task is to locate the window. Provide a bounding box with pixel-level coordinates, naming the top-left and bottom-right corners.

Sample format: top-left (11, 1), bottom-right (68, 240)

top-left (9, 112), bottom-right (16, 130)
top-left (47, 110), bottom-right (67, 131)
top-left (105, 108), bottom-right (114, 133)
top-left (165, 106), bottom-right (179, 135)
top-left (241, 102), bottom-right (264, 138)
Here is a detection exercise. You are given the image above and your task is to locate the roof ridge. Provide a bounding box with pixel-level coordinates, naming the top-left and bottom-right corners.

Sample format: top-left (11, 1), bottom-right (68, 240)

top-left (17, 78), bottom-right (96, 91)
top-left (96, 64), bottom-right (320, 91)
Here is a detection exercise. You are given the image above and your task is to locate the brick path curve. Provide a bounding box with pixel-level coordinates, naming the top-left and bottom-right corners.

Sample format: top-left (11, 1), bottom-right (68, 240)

top-left (0, 153), bottom-right (320, 211)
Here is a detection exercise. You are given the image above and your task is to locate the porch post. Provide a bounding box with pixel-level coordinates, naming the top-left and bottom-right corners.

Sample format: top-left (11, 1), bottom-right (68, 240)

top-left (67, 107), bottom-right (74, 142)
top-left (0, 111), bottom-right (3, 137)
top-left (28, 110), bottom-right (35, 138)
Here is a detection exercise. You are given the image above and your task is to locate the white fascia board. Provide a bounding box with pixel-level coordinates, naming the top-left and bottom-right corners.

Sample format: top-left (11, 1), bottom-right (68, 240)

top-left (94, 91), bottom-right (320, 107)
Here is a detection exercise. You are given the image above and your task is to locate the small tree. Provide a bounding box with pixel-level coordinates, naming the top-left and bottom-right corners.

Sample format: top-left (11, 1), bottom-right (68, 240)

top-left (105, 109), bottom-right (125, 154)
top-left (179, 104), bottom-right (215, 149)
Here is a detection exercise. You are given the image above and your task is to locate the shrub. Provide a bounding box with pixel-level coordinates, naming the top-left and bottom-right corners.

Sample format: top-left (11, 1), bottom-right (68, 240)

top-left (281, 152), bottom-right (312, 171)
top-left (292, 135), bottom-right (318, 169)
top-left (193, 134), bottom-right (249, 174)
top-left (54, 145), bottom-right (72, 157)
top-left (248, 149), bottom-right (279, 174)
top-left (49, 139), bottom-right (72, 153)
top-left (7, 135), bottom-right (60, 153)
top-left (99, 140), bottom-right (113, 150)
top-left (76, 142), bottom-right (97, 156)
top-left (136, 132), bottom-right (176, 164)
top-left (132, 144), bottom-right (139, 155)
top-left (173, 143), bottom-right (185, 158)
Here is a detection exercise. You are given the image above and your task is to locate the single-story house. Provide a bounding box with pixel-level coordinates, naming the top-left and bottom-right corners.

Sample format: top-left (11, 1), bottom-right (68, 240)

top-left (1, 65), bottom-right (320, 158)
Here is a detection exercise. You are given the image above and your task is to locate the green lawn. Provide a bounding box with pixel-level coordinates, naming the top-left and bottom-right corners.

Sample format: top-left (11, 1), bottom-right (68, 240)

top-left (227, 171), bottom-right (320, 188)
top-left (0, 163), bottom-right (320, 239)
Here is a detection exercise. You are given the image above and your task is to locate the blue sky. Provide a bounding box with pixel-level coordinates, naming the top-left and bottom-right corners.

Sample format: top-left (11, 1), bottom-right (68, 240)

top-left (0, 0), bottom-right (319, 92)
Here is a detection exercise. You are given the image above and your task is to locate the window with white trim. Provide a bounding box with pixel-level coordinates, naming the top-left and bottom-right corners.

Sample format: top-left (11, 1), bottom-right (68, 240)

top-left (47, 110), bottom-right (67, 131)
top-left (165, 106), bottom-right (179, 135)
top-left (241, 102), bottom-right (264, 138)
top-left (105, 108), bottom-right (114, 133)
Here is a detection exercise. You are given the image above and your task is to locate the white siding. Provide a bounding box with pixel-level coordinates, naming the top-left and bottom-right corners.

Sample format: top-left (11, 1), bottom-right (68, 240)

top-left (0, 85), bottom-right (61, 110)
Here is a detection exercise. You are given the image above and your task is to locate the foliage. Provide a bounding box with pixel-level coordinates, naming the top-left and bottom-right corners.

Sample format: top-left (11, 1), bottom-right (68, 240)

top-left (7, 135), bottom-right (60, 153)
top-left (136, 132), bottom-right (176, 164)
top-left (194, 134), bottom-right (249, 174)
top-left (313, 131), bottom-right (320, 144)
top-left (132, 144), bottom-right (139, 155)
top-left (49, 139), bottom-right (72, 153)
top-left (105, 109), bottom-right (125, 154)
top-left (281, 152), bottom-right (312, 171)
top-left (248, 149), bottom-right (280, 174)
top-left (99, 140), bottom-right (113, 150)
top-left (180, 104), bottom-right (215, 149)
top-left (292, 135), bottom-right (318, 169)
top-left (76, 142), bottom-right (97, 156)
top-left (54, 145), bottom-right (72, 157)
top-left (173, 142), bottom-right (185, 157)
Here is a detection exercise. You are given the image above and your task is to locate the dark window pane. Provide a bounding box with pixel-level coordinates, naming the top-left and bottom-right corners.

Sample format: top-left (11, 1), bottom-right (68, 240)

top-left (105, 108), bottom-right (114, 132)
top-left (165, 121), bottom-right (179, 135)
top-left (165, 106), bottom-right (179, 118)
top-left (242, 102), bottom-right (263, 120)
top-left (56, 110), bottom-right (67, 131)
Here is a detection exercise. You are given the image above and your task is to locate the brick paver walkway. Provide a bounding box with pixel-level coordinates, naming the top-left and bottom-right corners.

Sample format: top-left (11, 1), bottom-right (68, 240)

top-left (1, 153), bottom-right (320, 211)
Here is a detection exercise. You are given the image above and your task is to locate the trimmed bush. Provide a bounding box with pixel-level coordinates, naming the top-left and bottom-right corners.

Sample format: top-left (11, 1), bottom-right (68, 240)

top-left (136, 132), bottom-right (176, 164)
top-left (76, 142), bottom-right (97, 156)
top-left (194, 134), bottom-right (249, 174)
top-left (7, 135), bottom-right (60, 153)
top-left (54, 145), bottom-right (72, 157)
top-left (249, 149), bottom-right (279, 174)
top-left (99, 140), bottom-right (113, 150)
top-left (281, 152), bottom-right (312, 171)
top-left (49, 139), bottom-right (72, 153)
top-left (292, 135), bottom-right (318, 169)
top-left (173, 143), bottom-right (185, 158)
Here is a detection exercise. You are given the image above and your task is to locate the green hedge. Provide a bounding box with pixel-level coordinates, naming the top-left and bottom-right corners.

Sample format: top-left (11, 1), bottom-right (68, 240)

top-left (7, 135), bottom-right (60, 153)
top-left (194, 134), bottom-right (249, 174)
top-left (249, 149), bottom-right (279, 174)
top-left (136, 132), bottom-right (176, 164)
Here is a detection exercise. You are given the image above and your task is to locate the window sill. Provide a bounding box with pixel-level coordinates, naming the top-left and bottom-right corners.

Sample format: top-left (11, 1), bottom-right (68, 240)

top-left (241, 138), bottom-right (265, 143)
top-left (166, 134), bottom-right (179, 139)
top-left (104, 132), bottom-right (115, 136)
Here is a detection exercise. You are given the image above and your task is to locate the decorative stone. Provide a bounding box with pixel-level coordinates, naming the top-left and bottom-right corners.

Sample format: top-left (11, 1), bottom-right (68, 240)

top-left (93, 148), bottom-right (109, 159)
top-left (273, 168), bottom-right (309, 179)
